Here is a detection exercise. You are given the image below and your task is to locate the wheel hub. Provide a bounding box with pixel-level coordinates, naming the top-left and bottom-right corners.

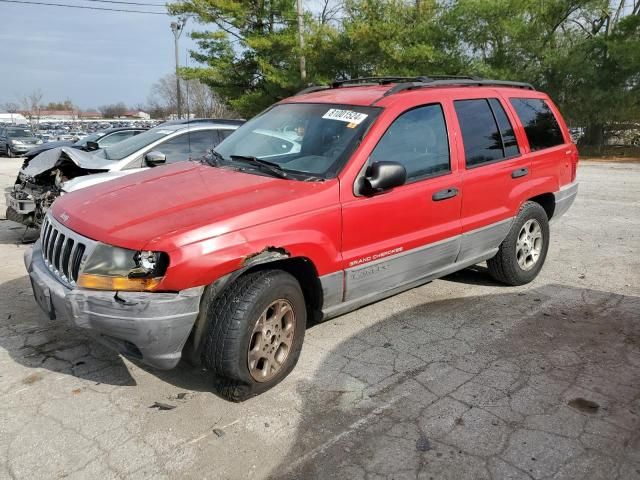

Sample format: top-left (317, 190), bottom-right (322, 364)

top-left (247, 299), bottom-right (295, 382)
top-left (515, 219), bottom-right (543, 271)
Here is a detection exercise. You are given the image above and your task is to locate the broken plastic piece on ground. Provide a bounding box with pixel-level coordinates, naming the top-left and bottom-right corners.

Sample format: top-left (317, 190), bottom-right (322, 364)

top-left (149, 402), bottom-right (176, 411)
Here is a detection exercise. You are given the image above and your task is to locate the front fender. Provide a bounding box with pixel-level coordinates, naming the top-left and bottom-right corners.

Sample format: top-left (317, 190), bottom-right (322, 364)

top-left (153, 205), bottom-right (342, 292)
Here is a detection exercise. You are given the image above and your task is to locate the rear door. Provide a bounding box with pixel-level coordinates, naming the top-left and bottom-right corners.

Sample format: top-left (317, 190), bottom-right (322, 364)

top-left (508, 97), bottom-right (575, 188)
top-left (340, 102), bottom-right (462, 302)
top-left (452, 95), bottom-right (529, 263)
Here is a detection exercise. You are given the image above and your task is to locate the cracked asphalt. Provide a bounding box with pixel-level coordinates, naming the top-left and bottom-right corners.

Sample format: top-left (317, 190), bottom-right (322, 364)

top-left (0, 157), bottom-right (639, 480)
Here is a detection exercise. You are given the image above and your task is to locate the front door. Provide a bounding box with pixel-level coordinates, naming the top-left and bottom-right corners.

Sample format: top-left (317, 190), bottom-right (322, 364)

top-left (340, 103), bottom-right (462, 303)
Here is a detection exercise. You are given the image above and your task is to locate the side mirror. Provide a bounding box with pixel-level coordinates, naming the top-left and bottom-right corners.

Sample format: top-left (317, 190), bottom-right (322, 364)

top-left (85, 141), bottom-right (100, 151)
top-left (362, 161), bottom-right (406, 195)
top-left (144, 151), bottom-right (166, 167)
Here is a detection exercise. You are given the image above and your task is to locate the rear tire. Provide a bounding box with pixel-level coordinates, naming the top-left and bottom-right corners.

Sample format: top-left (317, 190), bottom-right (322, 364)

top-left (487, 201), bottom-right (550, 286)
top-left (6, 145), bottom-right (14, 158)
top-left (201, 270), bottom-right (307, 402)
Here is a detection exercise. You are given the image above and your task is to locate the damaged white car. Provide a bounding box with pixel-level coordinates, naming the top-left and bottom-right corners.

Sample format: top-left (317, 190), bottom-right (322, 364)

top-left (5, 121), bottom-right (242, 229)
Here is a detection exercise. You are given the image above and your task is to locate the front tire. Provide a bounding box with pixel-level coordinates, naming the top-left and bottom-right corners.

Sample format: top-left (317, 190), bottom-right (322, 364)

top-left (487, 201), bottom-right (550, 286)
top-left (201, 270), bottom-right (306, 402)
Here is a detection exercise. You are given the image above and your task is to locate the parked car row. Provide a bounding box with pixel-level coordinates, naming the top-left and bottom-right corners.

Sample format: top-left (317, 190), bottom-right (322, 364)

top-left (17, 77), bottom-right (578, 401)
top-left (6, 120), bottom-right (243, 227)
top-left (24, 126), bottom-right (148, 161)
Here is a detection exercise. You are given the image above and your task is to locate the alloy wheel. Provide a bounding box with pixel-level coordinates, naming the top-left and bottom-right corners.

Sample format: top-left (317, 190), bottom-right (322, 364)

top-left (247, 299), bottom-right (296, 382)
top-left (516, 219), bottom-right (543, 271)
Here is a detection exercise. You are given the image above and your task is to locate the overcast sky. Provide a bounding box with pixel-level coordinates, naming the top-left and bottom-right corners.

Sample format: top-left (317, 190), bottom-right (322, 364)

top-left (0, 2), bottom-right (198, 109)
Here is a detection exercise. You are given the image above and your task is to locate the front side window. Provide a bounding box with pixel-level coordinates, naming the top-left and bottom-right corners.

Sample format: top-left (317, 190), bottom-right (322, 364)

top-left (510, 98), bottom-right (564, 151)
top-left (215, 103), bottom-right (380, 178)
top-left (157, 130), bottom-right (218, 163)
top-left (369, 104), bottom-right (450, 181)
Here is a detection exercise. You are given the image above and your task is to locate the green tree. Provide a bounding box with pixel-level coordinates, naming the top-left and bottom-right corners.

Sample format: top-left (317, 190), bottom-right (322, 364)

top-left (169, 0), bottom-right (304, 116)
top-left (172, 0), bottom-right (639, 145)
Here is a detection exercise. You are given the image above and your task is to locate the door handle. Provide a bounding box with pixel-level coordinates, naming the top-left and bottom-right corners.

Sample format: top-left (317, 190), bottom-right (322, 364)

top-left (432, 187), bottom-right (458, 201)
top-left (512, 167), bottom-right (528, 178)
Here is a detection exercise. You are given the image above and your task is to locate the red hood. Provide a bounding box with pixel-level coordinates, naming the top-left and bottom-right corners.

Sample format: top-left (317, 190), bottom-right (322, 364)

top-left (51, 162), bottom-right (338, 251)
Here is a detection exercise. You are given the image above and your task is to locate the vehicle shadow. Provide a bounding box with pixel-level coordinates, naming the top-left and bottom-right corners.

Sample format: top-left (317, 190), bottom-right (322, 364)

top-left (266, 283), bottom-right (640, 479)
top-left (0, 220), bottom-right (39, 245)
top-left (0, 275), bottom-right (137, 386)
top-left (0, 273), bottom-right (229, 393)
top-left (441, 264), bottom-right (505, 287)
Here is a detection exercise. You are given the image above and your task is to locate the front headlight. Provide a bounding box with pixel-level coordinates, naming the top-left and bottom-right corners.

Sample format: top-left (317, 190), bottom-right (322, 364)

top-left (36, 140), bottom-right (43, 144)
top-left (11, 139), bottom-right (24, 145)
top-left (77, 244), bottom-right (169, 291)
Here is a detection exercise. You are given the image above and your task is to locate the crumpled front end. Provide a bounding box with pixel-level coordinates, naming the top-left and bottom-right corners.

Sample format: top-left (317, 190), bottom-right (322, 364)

top-left (7, 147), bottom-right (110, 229)
top-left (25, 240), bottom-right (204, 370)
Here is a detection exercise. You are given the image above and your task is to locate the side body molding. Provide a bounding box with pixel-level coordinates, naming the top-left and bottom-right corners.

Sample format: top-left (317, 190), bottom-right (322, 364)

top-left (318, 217), bottom-right (514, 320)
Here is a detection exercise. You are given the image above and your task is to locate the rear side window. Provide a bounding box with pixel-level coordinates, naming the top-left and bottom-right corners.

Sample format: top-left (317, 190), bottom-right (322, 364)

top-left (454, 98), bottom-right (519, 167)
top-left (488, 99), bottom-right (519, 157)
top-left (370, 104), bottom-right (450, 181)
top-left (510, 98), bottom-right (564, 151)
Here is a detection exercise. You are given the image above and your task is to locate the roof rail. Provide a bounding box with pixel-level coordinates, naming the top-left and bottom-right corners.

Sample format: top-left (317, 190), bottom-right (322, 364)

top-left (330, 76), bottom-right (433, 88)
top-left (295, 85), bottom-right (332, 96)
top-left (293, 75), bottom-right (535, 97)
top-left (383, 78), bottom-right (535, 96)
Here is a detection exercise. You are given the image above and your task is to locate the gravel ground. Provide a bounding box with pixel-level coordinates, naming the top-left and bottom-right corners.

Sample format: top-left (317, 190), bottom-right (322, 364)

top-left (0, 157), bottom-right (638, 480)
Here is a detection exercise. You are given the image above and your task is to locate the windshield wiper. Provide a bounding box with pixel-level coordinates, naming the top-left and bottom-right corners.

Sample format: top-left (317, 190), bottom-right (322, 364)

top-left (230, 155), bottom-right (289, 179)
top-left (202, 149), bottom-right (226, 167)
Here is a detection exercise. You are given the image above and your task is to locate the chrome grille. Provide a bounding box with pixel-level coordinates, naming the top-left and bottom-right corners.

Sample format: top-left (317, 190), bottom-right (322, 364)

top-left (40, 213), bottom-right (95, 287)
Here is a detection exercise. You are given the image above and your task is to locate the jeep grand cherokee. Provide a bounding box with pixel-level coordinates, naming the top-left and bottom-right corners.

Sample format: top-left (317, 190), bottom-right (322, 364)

top-left (25, 76), bottom-right (578, 401)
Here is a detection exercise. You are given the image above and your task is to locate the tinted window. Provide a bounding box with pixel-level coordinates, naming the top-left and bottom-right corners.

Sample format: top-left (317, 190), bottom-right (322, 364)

top-left (370, 104), bottom-right (450, 181)
top-left (488, 98), bottom-right (519, 157)
top-left (510, 98), bottom-right (564, 151)
top-left (454, 99), bottom-right (505, 167)
top-left (157, 130), bottom-right (218, 163)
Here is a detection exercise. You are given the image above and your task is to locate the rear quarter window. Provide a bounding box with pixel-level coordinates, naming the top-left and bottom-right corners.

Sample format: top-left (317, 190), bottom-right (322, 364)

top-left (510, 98), bottom-right (565, 151)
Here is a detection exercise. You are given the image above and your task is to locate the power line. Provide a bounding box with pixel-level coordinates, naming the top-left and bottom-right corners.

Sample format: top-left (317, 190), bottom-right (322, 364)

top-left (81, 0), bottom-right (167, 7)
top-left (0, 0), bottom-right (167, 14)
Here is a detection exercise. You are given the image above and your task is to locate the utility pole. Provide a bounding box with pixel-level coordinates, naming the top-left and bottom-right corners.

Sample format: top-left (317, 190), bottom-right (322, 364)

top-left (296, 0), bottom-right (306, 83)
top-left (170, 18), bottom-right (186, 119)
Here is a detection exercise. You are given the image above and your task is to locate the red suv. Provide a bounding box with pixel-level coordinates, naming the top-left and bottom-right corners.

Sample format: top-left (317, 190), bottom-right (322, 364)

top-left (25, 76), bottom-right (578, 401)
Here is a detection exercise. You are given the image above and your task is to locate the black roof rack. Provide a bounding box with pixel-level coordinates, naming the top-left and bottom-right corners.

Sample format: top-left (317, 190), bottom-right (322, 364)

top-left (383, 78), bottom-right (535, 96)
top-left (294, 75), bottom-right (534, 97)
top-left (295, 85), bottom-right (332, 96)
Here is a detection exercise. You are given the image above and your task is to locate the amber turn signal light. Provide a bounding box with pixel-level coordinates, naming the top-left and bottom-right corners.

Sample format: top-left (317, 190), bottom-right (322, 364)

top-left (77, 273), bottom-right (162, 292)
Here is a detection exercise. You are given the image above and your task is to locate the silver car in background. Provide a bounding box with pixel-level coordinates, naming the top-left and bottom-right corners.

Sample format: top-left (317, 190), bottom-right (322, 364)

top-left (5, 120), bottom-right (243, 228)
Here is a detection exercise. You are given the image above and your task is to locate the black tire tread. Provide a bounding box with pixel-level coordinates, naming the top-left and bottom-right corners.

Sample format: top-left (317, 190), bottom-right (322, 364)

top-left (487, 201), bottom-right (549, 286)
top-left (201, 270), bottom-right (273, 377)
top-left (200, 269), bottom-right (306, 402)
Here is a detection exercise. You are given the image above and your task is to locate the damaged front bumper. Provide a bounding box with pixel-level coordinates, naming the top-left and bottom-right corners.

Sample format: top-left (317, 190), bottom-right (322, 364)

top-left (5, 186), bottom-right (36, 219)
top-left (25, 241), bottom-right (204, 369)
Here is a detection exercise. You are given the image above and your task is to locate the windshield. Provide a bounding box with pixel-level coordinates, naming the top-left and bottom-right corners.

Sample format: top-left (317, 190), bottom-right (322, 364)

top-left (7, 128), bottom-right (34, 138)
top-left (98, 127), bottom-right (174, 160)
top-left (215, 103), bottom-right (380, 178)
top-left (74, 131), bottom-right (105, 147)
